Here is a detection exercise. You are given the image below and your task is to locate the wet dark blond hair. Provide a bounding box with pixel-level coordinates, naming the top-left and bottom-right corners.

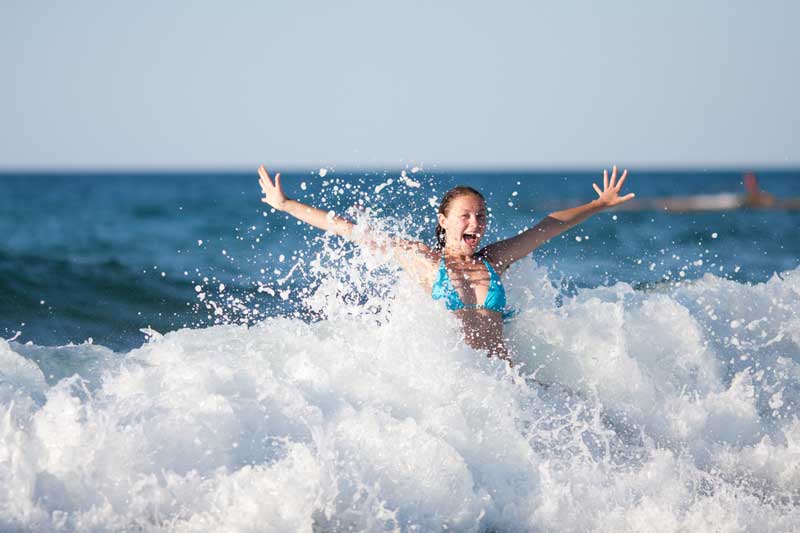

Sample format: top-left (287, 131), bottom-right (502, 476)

top-left (433, 186), bottom-right (485, 251)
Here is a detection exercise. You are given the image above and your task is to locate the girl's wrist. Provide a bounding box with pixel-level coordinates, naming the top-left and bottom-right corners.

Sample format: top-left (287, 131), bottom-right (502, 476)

top-left (590, 198), bottom-right (608, 210)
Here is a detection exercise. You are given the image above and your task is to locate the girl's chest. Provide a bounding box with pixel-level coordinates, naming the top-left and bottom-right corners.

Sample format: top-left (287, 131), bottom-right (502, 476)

top-left (445, 263), bottom-right (492, 303)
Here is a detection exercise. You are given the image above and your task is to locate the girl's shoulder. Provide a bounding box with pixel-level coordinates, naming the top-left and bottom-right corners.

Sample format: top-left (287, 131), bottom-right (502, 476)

top-left (390, 240), bottom-right (440, 288)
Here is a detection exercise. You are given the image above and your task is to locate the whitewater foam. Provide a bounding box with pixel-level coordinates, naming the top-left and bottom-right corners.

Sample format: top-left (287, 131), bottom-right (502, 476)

top-left (1, 250), bottom-right (799, 531)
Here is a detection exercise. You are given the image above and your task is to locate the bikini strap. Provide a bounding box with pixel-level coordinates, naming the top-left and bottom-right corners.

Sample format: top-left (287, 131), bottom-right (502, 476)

top-left (481, 257), bottom-right (500, 282)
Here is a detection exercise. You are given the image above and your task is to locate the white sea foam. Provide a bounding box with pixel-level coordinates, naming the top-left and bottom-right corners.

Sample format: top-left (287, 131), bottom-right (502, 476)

top-left (2, 249), bottom-right (800, 531)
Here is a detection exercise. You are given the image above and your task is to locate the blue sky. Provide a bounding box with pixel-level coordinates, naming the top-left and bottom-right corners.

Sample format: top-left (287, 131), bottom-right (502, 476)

top-left (1, 0), bottom-right (797, 169)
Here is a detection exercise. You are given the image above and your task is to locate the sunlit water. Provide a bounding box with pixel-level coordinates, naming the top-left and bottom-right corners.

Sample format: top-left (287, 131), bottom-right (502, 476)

top-left (1, 169), bottom-right (799, 531)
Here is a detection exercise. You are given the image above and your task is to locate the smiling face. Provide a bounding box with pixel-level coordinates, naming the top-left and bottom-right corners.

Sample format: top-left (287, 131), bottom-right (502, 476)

top-left (438, 193), bottom-right (488, 256)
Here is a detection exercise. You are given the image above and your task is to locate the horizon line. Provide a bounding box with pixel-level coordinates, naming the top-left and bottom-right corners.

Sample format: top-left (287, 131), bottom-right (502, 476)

top-left (1, 163), bottom-right (799, 175)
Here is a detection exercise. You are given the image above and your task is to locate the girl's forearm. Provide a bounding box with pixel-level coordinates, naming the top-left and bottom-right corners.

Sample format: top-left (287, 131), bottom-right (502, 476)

top-left (547, 199), bottom-right (606, 230)
top-left (280, 199), bottom-right (355, 238)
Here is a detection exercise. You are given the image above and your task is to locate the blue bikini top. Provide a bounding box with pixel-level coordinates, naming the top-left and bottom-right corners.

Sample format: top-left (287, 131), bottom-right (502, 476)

top-left (431, 256), bottom-right (513, 319)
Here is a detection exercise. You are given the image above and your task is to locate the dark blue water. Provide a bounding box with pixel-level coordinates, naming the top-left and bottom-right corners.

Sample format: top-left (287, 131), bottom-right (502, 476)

top-left (2, 169), bottom-right (798, 350)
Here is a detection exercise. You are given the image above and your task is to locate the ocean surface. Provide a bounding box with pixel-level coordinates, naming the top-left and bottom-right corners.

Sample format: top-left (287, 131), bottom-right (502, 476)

top-left (1, 168), bottom-right (799, 531)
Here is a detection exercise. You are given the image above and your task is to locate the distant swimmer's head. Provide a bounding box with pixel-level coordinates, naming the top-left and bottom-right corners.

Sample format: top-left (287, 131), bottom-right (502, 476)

top-left (744, 172), bottom-right (760, 195)
top-left (435, 186), bottom-right (487, 254)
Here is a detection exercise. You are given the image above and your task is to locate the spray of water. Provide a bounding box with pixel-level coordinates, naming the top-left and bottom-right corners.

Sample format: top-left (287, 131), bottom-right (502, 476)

top-left (2, 171), bottom-right (799, 531)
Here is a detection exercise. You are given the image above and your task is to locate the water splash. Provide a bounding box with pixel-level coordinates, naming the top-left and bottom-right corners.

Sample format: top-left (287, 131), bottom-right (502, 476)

top-left (2, 172), bottom-right (800, 530)
top-left (2, 227), bottom-right (800, 530)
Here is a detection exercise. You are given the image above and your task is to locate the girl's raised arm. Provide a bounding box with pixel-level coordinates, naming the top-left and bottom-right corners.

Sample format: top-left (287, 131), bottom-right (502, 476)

top-left (482, 166), bottom-right (634, 273)
top-left (258, 165), bottom-right (437, 286)
top-left (259, 165), bottom-right (356, 237)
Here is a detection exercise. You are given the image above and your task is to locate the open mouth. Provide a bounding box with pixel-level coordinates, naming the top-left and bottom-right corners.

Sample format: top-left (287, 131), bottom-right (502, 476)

top-left (462, 232), bottom-right (480, 246)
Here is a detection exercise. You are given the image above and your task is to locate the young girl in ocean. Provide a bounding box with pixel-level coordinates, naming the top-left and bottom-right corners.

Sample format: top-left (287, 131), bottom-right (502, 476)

top-left (258, 165), bottom-right (634, 361)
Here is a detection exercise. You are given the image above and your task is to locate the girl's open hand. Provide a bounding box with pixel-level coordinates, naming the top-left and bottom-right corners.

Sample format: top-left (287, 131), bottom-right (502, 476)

top-left (593, 166), bottom-right (635, 208)
top-left (258, 165), bottom-right (288, 211)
